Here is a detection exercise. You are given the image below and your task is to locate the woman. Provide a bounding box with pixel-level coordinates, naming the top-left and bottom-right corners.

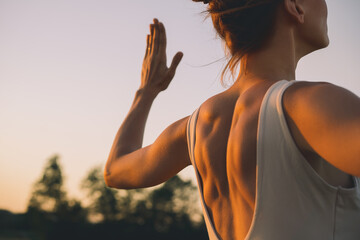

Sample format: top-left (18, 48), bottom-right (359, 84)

top-left (105, 0), bottom-right (360, 239)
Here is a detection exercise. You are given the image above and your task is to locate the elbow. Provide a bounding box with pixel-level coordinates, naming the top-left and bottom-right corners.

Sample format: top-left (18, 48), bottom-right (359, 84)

top-left (104, 157), bottom-right (118, 188)
top-left (103, 168), bottom-right (116, 188)
top-left (104, 157), bottom-right (136, 189)
top-left (103, 167), bottom-right (131, 189)
top-left (103, 173), bottom-right (112, 188)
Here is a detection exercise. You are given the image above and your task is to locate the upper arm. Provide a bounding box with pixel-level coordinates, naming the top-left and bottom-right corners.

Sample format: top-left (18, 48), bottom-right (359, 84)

top-left (105, 116), bottom-right (191, 189)
top-left (284, 82), bottom-right (360, 177)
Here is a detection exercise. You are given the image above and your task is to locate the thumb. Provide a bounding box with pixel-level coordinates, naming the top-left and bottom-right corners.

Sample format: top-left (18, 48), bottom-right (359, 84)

top-left (168, 52), bottom-right (183, 79)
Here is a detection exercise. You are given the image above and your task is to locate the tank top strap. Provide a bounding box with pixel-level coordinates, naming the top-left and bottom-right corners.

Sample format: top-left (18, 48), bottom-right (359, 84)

top-left (245, 79), bottom-right (297, 239)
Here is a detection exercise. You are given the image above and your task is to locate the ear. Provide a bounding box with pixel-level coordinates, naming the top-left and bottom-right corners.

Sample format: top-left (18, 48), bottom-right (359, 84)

top-left (284, 0), bottom-right (305, 24)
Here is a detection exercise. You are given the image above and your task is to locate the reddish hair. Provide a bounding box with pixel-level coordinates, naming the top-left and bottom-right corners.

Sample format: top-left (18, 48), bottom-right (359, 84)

top-left (194, 0), bottom-right (282, 85)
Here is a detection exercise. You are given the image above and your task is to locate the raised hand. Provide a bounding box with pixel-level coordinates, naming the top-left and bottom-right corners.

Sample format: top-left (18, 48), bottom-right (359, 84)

top-left (140, 19), bottom-right (183, 95)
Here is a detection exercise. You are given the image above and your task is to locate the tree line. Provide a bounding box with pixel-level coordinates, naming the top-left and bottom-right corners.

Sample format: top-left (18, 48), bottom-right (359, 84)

top-left (0, 155), bottom-right (208, 240)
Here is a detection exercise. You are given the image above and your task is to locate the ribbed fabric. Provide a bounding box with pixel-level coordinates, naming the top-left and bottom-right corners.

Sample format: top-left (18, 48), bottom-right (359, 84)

top-left (186, 80), bottom-right (360, 240)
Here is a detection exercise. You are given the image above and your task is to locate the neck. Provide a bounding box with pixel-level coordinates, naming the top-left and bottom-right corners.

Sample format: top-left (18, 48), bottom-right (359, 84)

top-left (234, 27), bottom-right (301, 90)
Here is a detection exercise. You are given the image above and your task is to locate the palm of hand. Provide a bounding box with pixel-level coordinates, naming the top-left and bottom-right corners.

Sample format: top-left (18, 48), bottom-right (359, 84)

top-left (140, 19), bottom-right (183, 95)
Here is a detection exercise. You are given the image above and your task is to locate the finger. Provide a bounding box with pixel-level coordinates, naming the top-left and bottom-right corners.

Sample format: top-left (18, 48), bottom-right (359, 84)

top-left (159, 22), bottom-right (167, 56)
top-left (145, 34), bottom-right (150, 58)
top-left (167, 52), bottom-right (184, 80)
top-left (149, 24), bottom-right (154, 54)
top-left (153, 19), bottom-right (160, 54)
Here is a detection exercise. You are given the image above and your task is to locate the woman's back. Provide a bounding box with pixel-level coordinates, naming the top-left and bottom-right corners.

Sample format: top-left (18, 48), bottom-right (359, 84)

top-left (192, 79), bottom-right (271, 239)
top-left (191, 79), bottom-right (357, 239)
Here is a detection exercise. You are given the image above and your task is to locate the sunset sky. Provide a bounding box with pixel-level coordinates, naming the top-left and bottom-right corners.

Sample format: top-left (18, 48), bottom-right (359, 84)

top-left (1, 0), bottom-right (359, 213)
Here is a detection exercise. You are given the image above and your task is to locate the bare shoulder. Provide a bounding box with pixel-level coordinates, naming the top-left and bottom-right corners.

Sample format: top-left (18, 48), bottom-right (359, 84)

top-left (283, 81), bottom-right (360, 120)
top-left (198, 89), bottom-right (239, 122)
top-left (283, 81), bottom-right (360, 176)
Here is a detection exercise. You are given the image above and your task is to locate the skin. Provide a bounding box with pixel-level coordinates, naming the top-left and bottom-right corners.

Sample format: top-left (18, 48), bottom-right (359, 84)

top-left (105, 0), bottom-right (360, 239)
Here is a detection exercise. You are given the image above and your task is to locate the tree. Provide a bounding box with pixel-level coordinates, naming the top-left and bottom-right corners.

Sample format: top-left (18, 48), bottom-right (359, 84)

top-left (27, 155), bottom-right (67, 212)
top-left (26, 155), bottom-right (87, 240)
top-left (146, 175), bottom-right (201, 232)
top-left (21, 156), bottom-right (206, 239)
top-left (81, 166), bottom-right (120, 222)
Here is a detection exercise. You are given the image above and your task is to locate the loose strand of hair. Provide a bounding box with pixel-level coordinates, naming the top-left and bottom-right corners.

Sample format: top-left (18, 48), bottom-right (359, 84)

top-left (220, 52), bottom-right (243, 87)
top-left (209, 0), bottom-right (273, 16)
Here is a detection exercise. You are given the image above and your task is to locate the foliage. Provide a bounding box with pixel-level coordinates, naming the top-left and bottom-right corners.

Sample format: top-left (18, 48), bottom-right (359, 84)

top-left (25, 155), bottom-right (87, 240)
top-left (28, 155), bottom-right (67, 212)
top-left (81, 166), bottom-right (121, 222)
top-left (1, 155), bottom-right (208, 240)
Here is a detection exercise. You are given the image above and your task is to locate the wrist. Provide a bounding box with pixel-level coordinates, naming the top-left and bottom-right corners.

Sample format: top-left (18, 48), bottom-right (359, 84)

top-left (130, 88), bottom-right (157, 112)
top-left (136, 88), bottom-right (159, 100)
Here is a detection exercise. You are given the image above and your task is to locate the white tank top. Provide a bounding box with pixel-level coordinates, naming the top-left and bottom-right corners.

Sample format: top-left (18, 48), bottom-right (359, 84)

top-left (186, 80), bottom-right (360, 240)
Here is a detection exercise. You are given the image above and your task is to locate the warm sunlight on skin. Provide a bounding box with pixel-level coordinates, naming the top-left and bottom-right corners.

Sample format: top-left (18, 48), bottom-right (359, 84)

top-left (104, 0), bottom-right (360, 238)
top-left (0, 0), bottom-right (359, 214)
top-left (104, 18), bottom-right (187, 189)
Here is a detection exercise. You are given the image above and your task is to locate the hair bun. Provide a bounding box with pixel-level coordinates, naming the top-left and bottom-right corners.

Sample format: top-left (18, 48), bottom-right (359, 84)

top-left (193, 0), bottom-right (210, 4)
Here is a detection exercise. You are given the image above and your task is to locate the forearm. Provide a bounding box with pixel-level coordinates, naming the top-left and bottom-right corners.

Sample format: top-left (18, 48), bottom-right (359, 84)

top-left (106, 89), bottom-right (157, 169)
top-left (105, 18), bottom-right (183, 180)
